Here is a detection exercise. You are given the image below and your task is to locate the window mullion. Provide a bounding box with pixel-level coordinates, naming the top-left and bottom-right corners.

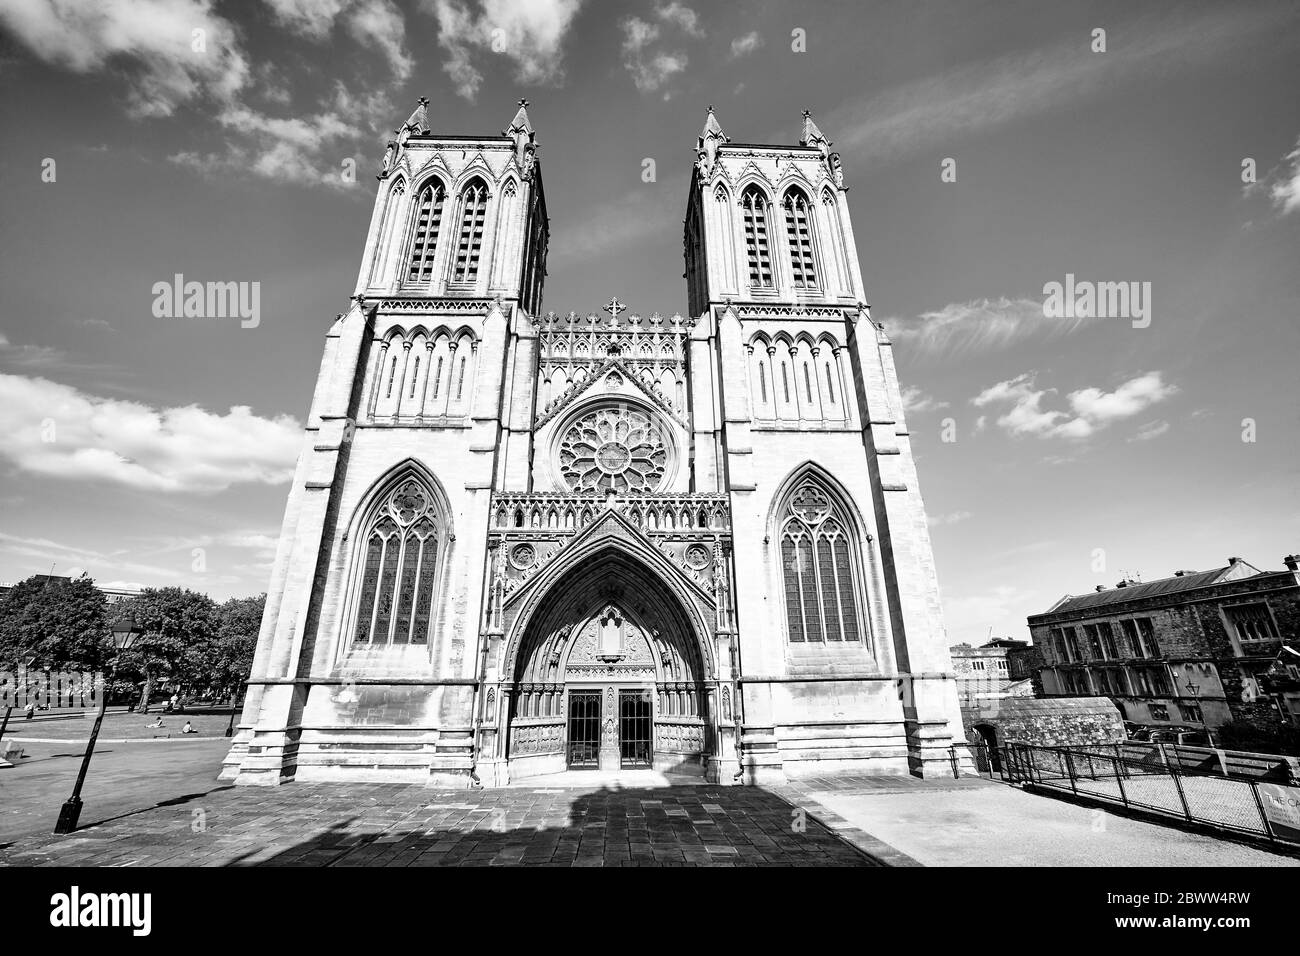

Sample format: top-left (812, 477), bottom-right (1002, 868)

top-left (785, 538), bottom-right (806, 642)
top-left (368, 535), bottom-right (388, 643)
top-left (388, 534), bottom-right (405, 644)
top-left (406, 534), bottom-right (425, 645)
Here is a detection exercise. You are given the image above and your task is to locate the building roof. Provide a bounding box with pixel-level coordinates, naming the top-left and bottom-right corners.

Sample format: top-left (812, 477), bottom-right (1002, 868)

top-left (1033, 560), bottom-right (1266, 619)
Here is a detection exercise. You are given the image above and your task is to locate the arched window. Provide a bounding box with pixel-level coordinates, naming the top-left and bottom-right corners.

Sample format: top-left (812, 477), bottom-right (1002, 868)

top-left (452, 178), bottom-right (489, 282)
top-left (783, 187), bottom-right (817, 288)
top-left (406, 182), bottom-right (445, 283)
top-left (352, 477), bottom-right (445, 646)
top-left (778, 480), bottom-right (864, 643)
top-left (741, 185), bottom-right (773, 288)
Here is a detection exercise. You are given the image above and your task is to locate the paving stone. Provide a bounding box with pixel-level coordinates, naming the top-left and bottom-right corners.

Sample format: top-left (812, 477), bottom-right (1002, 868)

top-left (1, 781), bottom-right (881, 868)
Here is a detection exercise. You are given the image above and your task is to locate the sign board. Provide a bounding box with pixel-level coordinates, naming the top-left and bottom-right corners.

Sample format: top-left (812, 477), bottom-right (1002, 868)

top-left (1257, 783), bottom-right (1300, 843)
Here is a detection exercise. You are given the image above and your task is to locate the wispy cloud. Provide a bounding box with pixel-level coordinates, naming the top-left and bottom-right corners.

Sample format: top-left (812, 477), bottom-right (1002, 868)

top-left (621, 18), bottom-right (686, 94)
top-left (822, 7), bottom-right (1300, 168)
top-left (1265, 134), bottom-right (1300, 216)
top-left (342, 0), bottom-right (414, 82)
top-left (900, 385), bottom-right (949, 414)
top-left (620, 2), bottom-right (705, 94)
top-left (0, 372), bottom-right (301, 493)
top-left (972, 370), bottom-right (1178, 440)
top-left (656, 2), bottom-right (703, 37)
top-left (1128, 419), bottom-right (1171, 442)
top-left (426, 0), bottom-right (586, 101)
top-left (1, 0), bottom-right (406, 189)
top-left (730, 30), bottom-right (762, 58)
top-left (886, 296), bottom-right (1091, 359)
top-left (0, 332), bottom-right (114, 374)
top-left (0, 529), bottom-right (273, 591)
top-left (73, 318), bottom-right (115, 332)
top-left (929, 510), bottom-right (972, 527)
top-left (171, 93), bottom-right (372, 189)
top-left (0, 0), bottom-right (250, 117)
top-left (266, 0), bottom-right (412, 80)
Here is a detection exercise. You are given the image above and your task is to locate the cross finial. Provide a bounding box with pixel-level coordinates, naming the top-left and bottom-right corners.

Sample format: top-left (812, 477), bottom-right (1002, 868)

top-left (603, 297), bottom-right (626, 319)
top-left (519, 98), bottom-right (529, 108)
top-left (802, 108), bottom-right (811, 117)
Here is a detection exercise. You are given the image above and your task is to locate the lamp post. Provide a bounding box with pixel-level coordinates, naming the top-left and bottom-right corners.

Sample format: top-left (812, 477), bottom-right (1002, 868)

top-left (55, 617), bottom-right (143, 834)
top-left (1185, 677), bottom-right (1216, 748)
top-left (224, 674), bottom-right (246, 738)
top-left (0, 654), bottom-right (39, 746)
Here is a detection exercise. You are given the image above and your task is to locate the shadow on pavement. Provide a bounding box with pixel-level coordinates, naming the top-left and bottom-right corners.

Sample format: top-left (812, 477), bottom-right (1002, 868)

top-left (214, 783), bottom-right (878, 867)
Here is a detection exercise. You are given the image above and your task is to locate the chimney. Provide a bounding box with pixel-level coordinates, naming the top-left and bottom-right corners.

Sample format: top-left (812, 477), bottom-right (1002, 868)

top-left (1094, 585), bottom-right (1106, 592)
top-left (1228, 556), bottom-right (1242, 566)
top-left (1285, 554), bottom-right (1299, 572)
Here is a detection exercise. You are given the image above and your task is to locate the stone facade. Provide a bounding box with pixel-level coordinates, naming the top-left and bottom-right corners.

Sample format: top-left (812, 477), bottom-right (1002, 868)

top-left (221, 103), bottom-right (968, 788)
top-left (949, 639), bottom-right (1035, 706)
top-left (1029, 556), bottom-right (1300, 737)
top-left (964, 698), bottom-right (1126, 752)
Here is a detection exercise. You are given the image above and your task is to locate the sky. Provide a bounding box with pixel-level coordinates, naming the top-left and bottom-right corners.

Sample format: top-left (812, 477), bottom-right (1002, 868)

top-left (0, 0), bottom-right (1297, 647)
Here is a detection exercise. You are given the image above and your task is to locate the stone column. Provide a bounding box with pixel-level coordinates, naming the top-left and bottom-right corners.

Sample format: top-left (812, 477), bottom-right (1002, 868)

top-left (599, 685), bottom-right (620, 771)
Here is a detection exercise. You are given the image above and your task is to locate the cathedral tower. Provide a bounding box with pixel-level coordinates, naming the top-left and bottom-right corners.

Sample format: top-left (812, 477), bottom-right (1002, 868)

top-left (223, 100), bottom-right (967, 788)
top-left (222, 99), bottom-right (549, 786)
top-left (683, 107), bottom-right (967, 780)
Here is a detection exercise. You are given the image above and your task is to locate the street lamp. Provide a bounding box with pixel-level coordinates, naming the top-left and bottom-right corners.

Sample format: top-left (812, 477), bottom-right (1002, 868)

top-left (224, 672), bottom-right (247, 738)
top-left (1185, 677), bottom-right (1216, 749)
top-left (54, 617), bottom-right (143, 834)
top-left (0, 654), bottom-right (39, 746)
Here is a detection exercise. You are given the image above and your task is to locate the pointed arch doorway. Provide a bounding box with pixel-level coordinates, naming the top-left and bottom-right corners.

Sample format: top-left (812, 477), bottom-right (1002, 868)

top-left (504, 551), bottom-right (713, 780)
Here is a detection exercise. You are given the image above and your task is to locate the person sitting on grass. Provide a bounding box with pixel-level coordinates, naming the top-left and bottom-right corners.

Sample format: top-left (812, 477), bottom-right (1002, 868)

top-left (181, 720), bottom-right (196, 734)
top-left (146, 716), bottom-right (164, 729)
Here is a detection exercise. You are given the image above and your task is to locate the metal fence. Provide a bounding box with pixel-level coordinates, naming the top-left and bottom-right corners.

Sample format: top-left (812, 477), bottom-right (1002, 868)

top-left (954, 740), bottom-right (1300, 848)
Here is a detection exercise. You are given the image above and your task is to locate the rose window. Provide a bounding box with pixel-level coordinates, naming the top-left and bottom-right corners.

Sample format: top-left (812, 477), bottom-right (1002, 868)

top-left (558, 405), bottom-right (668, 492)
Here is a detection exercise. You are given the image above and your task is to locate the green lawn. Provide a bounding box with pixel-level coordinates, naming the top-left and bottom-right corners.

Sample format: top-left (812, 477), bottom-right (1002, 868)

top-left (3, 711), bottom-right (236, 741)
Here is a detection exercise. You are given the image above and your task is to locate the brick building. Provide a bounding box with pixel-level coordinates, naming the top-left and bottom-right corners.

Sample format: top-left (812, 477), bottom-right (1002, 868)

top-left (950, 639), bottom-right (1035, 706)
top-left (222, 103), bottom-right (968, 788)
top-left (1029, 555), bottom-right (1300, 737)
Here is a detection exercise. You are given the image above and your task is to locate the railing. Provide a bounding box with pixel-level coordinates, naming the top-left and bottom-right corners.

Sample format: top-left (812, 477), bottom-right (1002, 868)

top-left (958, 741), bottom-right (1300, 848)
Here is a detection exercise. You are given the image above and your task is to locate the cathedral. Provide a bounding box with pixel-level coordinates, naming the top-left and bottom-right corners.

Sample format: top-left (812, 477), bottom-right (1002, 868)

top-left (221, 99), bottom-right (969, 788)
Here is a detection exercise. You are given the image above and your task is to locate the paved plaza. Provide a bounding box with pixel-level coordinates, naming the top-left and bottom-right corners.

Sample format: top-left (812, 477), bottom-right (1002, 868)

top-left (1, 736), bottom-right (1296, 867)
top-left (1, 741), bottom-right (873, 867)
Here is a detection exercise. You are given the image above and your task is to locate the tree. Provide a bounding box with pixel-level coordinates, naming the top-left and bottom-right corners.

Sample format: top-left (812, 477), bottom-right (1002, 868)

top-left (113, 587), bottom-right (217, 712)
top-left (179, 594), bottom-right (263, 702)
top-left (0, 574), bottom-right (110, 675)
top-left (214, 593), bottom-right (263, 701)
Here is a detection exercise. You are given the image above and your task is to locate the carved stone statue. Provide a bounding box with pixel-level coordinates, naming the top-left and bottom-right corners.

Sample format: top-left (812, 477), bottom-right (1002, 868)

top-left (829, 151), bottom-right (845, 188)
